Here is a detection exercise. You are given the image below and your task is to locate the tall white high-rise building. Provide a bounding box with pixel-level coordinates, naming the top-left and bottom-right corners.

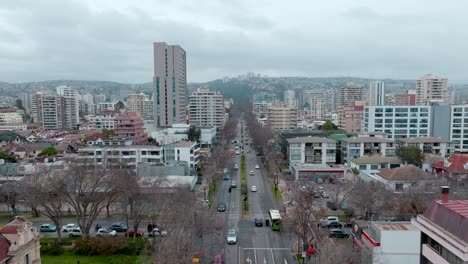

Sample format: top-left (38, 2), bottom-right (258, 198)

top-left (189, 88), bottom-right (225, 128)
top-left (416, 74), bottom-right (448, 105)
top-left (368, 81), bottom-right (385, 106)
top-left (56, 86), bottom-right (79, 126)
top-left (284, 90), bottom-right (296, 109)
top-left (153, 42), bottom-right (187, 128)
top-left (81, 93), bottom-right (95, 114)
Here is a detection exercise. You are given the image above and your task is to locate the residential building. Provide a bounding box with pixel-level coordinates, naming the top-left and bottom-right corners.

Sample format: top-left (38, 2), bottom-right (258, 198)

top-left (360, 165), bottom-right (440, 192)
top-left (350, 156), bottom-right (404, 175)
top-left (277, 128), bottom-right (340, 156)
top-left (290, 163), bottom-right (345, 182)
top-left (411, 187), bottom-right (468, 264)
top-left (41, 94), bottom-right (60, 129)
top-left (394, 90), bottom-right (416, 106)
top-left (267, 104), bottom-right (297, 130)
top-left (309, 93), bottom-right (327, 119)
top-left (0, 112), bottom-right (23, 126)
top-left (284, 90), bottom-right (296, 109)
top-left (56, 86), bottom-right (80, 127)
top-left (364, 106), bottom-right (431, 139)
top-left (163, 141), bottom-right (200, 169)
top-left (352, 221), bottom-right (421, 264)
top-left (127, 93), bottom-right (147, 117)
top-left (252, 92), bottom-right (277, 118)
top-left (341, 132), bottom-right (396, 164)
top-left (143, 98), bottom-right (154, 120)
top-left (287, 137), bottom-right (336, 165)
top-left (81, 93), bottom-right (95, 114)
top-left (150, 123), bottom-right (189, 145)
top-left (339, 85), bottom-right (366, 108)
top-left (368, 80), bottom-right (385, 106)
top-left (432, 154), bottom-right (468, 186)
top-left (86, 110), bottom-right (118, 131)
top-left (19, 93), bottom-right (33, 112)
top-left (416, 74), bottom-right (448, 105)
top-left (0, 216), bottom-right (41, 264)
top-left (96, 102), bottom-right (116, 113)
top-left (114, 112), bottom-right (147, 145)
top-left (77, 145), bottom-right (163, 168)
top-left (153, 42), bottom-right (187, 127)
top-left (189, 87), bottom-right (225, 128)
top-left (450, 105), bottom-right (468, 152)
top-left (200, 127), bottom-right (217, 149)
top-left (396, 137), bottom-right (455, 158)
top-left (339, 104), bottom-right (365, 133)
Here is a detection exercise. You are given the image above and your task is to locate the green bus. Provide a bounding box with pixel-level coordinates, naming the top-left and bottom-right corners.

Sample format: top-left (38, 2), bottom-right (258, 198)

top-left (268, 209), bottom-right (282, 231)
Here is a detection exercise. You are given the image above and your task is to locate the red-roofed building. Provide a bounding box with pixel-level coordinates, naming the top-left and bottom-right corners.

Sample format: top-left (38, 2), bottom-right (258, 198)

top-left (412, 187), bottom-right (468, 263)
top-left (0, 216), bottom-right (41, 264)
top-left (432, 154), bottom-right (468, 185)
top-left (86, 133), bottom-right (108, 145)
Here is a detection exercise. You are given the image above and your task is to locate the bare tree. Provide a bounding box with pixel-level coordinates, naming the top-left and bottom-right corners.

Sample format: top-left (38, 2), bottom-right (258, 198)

top-left (348, 181), bottom-right (395, 220)
top-left (287, 190), bottom-right (315, 252)
top-left (0, 180), bottom-right (21, 214)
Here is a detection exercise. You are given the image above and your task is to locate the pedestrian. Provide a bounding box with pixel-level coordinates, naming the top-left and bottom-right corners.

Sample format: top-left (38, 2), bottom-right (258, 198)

top-left (95, 223), bottom-right (101, 232)
top-left (147, 223), bottom-right (153, 233)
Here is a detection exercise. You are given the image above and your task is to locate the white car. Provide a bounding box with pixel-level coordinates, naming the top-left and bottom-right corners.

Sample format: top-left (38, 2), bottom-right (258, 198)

top-left (234, 164), bottom-right (239, 169)
top-left (251, 186), bottom-right (257, 192)
top-left (249, 170), bottom-right (254, 175)
top-left (150, 228), bottom-right (168, 237)
top-left (227, 229), bottom-right (237, 244)
top-left (96, 228), bottom-right (117, 237)
top-left (255, 164), bottom-right (260, 169)
top-left (235, 151), bottom-right (240, 155)
top-left (68, 228), bottom-right (83, 237)
top-left (62, 223), bottom-right (80, 232)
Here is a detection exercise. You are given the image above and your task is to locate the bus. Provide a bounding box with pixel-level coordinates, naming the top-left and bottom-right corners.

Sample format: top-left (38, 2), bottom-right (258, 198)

top-left (268, 209), bottom-right (282, 231)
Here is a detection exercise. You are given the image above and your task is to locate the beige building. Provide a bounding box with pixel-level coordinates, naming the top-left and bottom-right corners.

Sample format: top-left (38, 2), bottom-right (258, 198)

top-left (416, 74), bottom-right (448, 105)
top-left (189, 88), bottom-right (225, 128)
top-left (339, 104), bottom-right (365, 133)
top-left (396, 137), bottom-right (455, 158)
top-left (0, 216), bottom-right (41, 264)
top-left (341, 132), bottom-right (396, 164)
top-left (153, 42), bottom-right (187, 128)
top-left (0, 112), bottom-right (23, 126)
top-left (339, 85), bottom-right (366, 108)
top-left (267, 104), bottom-right (297, 130)
top-left (127, 93), bottom-right (147, 117)
top-left (287, 136), bottom-right (336, 165)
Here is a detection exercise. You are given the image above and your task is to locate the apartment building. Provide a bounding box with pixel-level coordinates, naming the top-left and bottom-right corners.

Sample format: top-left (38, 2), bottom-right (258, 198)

top-left (341, 132), bottom-right (396, 164)
top-left (450, 105), bottom-right (468, 152)
top-left (368, 80), bottom-right (385, 106)
top-left (86, 110), bottom-right (118, 131)
top-left (339, 104), bottom-right (365, 133)
top-left (114, 112), bottom-right (147, 145)
top-left (163, 141), bottom-right (200, 169)
top-left (153, 42), bottom-right (187, 127)
top-left (287, 137), bottom-right (336, 165)
top-left (189, 87), bottom-right (225, 128)
top-left (267, 104), bottom-right (297, 130)
top-left (394, 90), bottom-right (416, 106)
top-left (41, 94), bottom-right (60, 129)
top-left (284, 90), bottom-right (296, 109)
top-left (339, 85), bottom-right (366, 108)
top-left (411, 187), bottom-right (468, 264)
top-left (252, 92), bottom-right (277, 118)
top-left (416, 74), bottom-right (448, 105)
top-left (309, 93), bottom-right (327, 119)
top-left (77, 145), bottom-right (163, 168)
top-left (364, 106), bottom-right (431, 139)
top-left (396, 137), bottom-right (455, 158)
top-left (127, 93), bottom-right (147, 117)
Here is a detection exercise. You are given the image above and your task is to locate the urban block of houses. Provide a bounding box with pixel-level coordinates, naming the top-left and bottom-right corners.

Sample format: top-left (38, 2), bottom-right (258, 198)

top-left (287, 137), bottom-right (336, 165)
top-left (395, 137), bottom-right (455, 158)
top-left (341, 132), bottom-right (396, 164)
top-left (0, 216), bottom-right (41, 264)
top-left (411, 187), bottom-right (468, 263)
top-left (358, 165), bottom-right (441, 192)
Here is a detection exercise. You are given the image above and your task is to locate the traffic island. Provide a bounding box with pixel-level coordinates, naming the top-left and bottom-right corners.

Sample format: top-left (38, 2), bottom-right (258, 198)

top-left (240, 155), bottom-right (249, 216)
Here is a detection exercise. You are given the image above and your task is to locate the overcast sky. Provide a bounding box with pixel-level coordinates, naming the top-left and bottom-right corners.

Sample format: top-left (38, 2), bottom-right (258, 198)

top-left (1, 0), bottom-right (468, 83)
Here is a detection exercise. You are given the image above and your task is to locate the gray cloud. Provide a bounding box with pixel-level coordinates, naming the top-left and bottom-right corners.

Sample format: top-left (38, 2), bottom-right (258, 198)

top-left (0, 0), bottom-right (468, 83)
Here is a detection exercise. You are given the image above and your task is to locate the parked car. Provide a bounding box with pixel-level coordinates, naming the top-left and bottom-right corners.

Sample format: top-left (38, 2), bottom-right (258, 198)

top-left (125, 229), bottom-right (144, 237)
top-left (231, 181), bottom-right (237, 188)
top-left (234, 164), bottom-right (239, 169)
top-left (149, 228), bottom-right (168, 237)
top-left (217, 202), bottom-right (226, 212)
top-left (249, 170), bottom-right (254, 175)
top-left (250, 185), bottom-right (257, 192)
top-left (326, 201), bottom-right (338, 211)
top-left (68, 229), bottom-right (82, 237)
top-left (40, 224), bottom-right (57, 232)
top-left (235, 151), bottom-right (240, 155)
top-left (254, 218), bottom-right (263, 227)
top-left (321, 191), bottom-right (330, 198)
top-left (223, 174), bottom-right (230, 181)
top-left (320, 216), bottom-right (339, 227)
top-left (96, 228), bottom-right (117, 237)
top-left (109, 223), bottom-right (128, 232)
top-left (329, 229), bottom-right (349, 238)
top-left (227, 229), bottom-right (237, 244)
top-left (212, 253), bottom-right (224, 264)
top-left (313, 191), bottom-right (321, 198)
top-left (62, 223), bottom-right (80, 232)
top-left (327, 221), bottom-right (343, 229)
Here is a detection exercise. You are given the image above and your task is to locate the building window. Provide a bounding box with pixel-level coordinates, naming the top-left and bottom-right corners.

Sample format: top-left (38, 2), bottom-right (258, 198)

top-left (395, 183), bottom-right (403, 190)
top-left (370, 165), bottom-right (378, 170)
top-left (359, 165), bottom-right (366, 170)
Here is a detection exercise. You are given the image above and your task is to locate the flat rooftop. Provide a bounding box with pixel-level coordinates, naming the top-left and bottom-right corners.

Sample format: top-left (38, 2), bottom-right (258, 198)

top-left (372, 222), bottom-right (419, 231)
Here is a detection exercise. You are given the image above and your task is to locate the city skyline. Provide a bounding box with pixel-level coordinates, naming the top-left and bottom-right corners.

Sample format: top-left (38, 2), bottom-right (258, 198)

top-left (1, 1), bottom-right (468, 83)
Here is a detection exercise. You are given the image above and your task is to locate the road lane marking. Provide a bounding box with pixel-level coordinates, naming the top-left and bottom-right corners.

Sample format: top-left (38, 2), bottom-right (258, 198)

top-left (284, 258), bottom-right (288, 264)
top-left (243, 248), bottom-right (289, 250)
top-left (271, 249), bottom-right (276, 264)
top-left (246, 257), bottom-right (252, 264)
top-left (253, 239), bottom-right (258, 264)
top-left (264, 257), bottom-right (267, 264)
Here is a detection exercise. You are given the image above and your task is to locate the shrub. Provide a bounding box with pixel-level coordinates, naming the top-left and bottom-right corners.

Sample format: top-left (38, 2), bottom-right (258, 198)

top-left (72, 237), bottom-right (145, 256)
top-left (41, 242), bottom-right (64, 255)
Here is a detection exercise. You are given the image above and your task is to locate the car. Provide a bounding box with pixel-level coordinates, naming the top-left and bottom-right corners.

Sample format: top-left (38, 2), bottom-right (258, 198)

top-left (40, 224), bottom-right (57, 232)
top-left (223, 174), bottom-right (230, 181)
top-left (68, 229), bottom-right (82, 237)
top-left (62, 223), bottom-right (80, 232)
top-left (255, 164), bottom-right (260, 169)
top-left (217, 202), bottom-right (226, 212)
top-left (223, 168), bottom-right (229, 174)
top-left (249, 170), bottom-right (254, 175)
top-left (96, 228), bottom-right (117, 237)
top-left (251, 185), bottom-right (257, 192)
top-left (125, 229), bottom-right (144, 237)
top-left (327, 221), bottom-right (343, 229)
top-left (329, 229), bottom-right (349, 238)
top-left (234, 164), bottom-right (239, 169)
top-left (149, 228), bottom-right (168, 237)
top-left (321, 216), bottom-right (339, 227)
top-left (230, 181), bottom-right (237, 188)
top-left (235, 151), bottom-right (240, 155)
top-left (227, 229), bottom-right (237, 244)
top-left (326, 201), bottom-right (338, 211)
top-left (321, 191), bottom-right (330, 198)
top-left (211, 253), bottom-right (224, 264)
top-left (313, 191), bottom-right (321, 198)
top-left (254, 218), bottom-right (263, 227)
top-left (109, 223), bottom-right (128, 232)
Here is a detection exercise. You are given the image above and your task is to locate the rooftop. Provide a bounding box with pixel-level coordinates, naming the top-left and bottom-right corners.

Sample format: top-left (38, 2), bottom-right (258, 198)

top-left (352, 156), bottom-right (402, 165)
top-left (167, 141), bottom-right (197, 148)
top-left (342, 137), bottom-right (392, 143)
top-left (377, 165), bottom-right (436, 181)
top-left (291, 163), bottom-right (346, 171)
top-left (423, 200), bottom-right (468, 242)
top-left (396, 137), bottom-right (453, 144)
top-left (287, 136), bottom-right (336, 144)
top-left (372, 222), bottom-right (418, 231)
top-left (433, 154), bottom-right (468, 174)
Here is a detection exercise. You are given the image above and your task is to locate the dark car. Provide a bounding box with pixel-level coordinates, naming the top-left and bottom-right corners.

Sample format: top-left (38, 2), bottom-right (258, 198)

top-left (223, 174), bottom-right (230, 181)
top-left (109, 223), bottom-right (128, 232)
top-left (329, 229), bottom-right (349, 238)
top-left (217, 202), bottom-right (226, 212)
top-left (125, 229), bottom-right (144, 237)
top-left (327, 221), bottom-right (343, 229)
top-left (326, 201), bottom-right (338, 211)
top-left (254, 218), bottom-right (263, 227)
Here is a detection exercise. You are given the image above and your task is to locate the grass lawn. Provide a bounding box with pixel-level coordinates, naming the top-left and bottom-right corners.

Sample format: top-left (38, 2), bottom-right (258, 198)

top-left (270, 184), bottom-right (283, 202)
top-left (42, 251), bottom-right (140, 264)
